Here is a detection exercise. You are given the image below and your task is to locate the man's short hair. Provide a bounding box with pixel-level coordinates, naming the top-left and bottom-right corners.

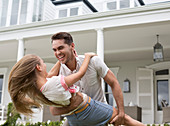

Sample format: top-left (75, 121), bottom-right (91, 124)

top-left (51, 32), bottom-right (73, 45)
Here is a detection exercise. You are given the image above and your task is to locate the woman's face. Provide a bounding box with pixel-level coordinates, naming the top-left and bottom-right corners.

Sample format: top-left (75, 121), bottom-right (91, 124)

top-left (39, 58), bottom-right (48, 77)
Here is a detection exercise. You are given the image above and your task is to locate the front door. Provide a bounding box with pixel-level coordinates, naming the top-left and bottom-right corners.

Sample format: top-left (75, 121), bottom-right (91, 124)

top-left (136, 68), bottom-right (154, 124)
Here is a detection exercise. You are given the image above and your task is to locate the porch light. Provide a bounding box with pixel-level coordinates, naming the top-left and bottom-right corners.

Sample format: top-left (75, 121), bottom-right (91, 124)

top-left (153, 35), bottom-right (164, 62)
top-left (123, 78), bottom-right (130, 93)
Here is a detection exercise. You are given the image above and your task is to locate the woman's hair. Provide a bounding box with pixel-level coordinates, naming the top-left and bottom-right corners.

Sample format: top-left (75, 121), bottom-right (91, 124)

top-left (8, 54), bottom-right (62, 116)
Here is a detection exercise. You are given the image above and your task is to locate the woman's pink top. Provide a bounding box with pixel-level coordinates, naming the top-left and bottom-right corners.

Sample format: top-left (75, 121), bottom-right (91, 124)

top-left (40, 75), bottom-right (79, 107)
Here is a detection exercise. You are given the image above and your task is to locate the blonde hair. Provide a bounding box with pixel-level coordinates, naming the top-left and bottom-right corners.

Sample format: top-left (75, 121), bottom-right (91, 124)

top-left (8, 54), bottom-right (62, 116)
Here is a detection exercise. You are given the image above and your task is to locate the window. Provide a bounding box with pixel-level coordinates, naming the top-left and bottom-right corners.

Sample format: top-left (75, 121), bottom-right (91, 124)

top-left (38, 0), bottom-right (44, 21)
top-left (59, 7), bottom-right (79, 18)
top-left (32, 0), bottom-right (38, 22)
top-left (107, 2), bottom-right (116, 10)
top-left (10, 0), bottom-right (20, 25)
top-left (70, 7), bottom-right (78, 16)
top-left (59, 9), bottom-right (67, 18)
top-left (0, 75), bottom-right (4, 103)
top-left (32, 0), bottom-right (44, 22)
top-left (19, 0), bottom-right (28, 24)
top-left (0, 0), bottom-right (9, 27)
top-left (156, 69), bottom-right (169, 76)
top-left (157, 80), bottom-right (169, 111)
top-left (0, 68), bottom-right (7, 104)
top-left (105, 82), bottom-right (113, 106)
top-left (120, 0), bottom-right (130, 9)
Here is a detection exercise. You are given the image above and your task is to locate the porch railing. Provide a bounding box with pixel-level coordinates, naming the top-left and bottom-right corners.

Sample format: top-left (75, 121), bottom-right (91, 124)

top-left (0, 105), bottom-right (7, 125)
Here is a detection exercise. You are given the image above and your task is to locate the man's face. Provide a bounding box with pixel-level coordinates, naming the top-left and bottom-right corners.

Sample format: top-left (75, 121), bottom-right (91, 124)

top-left (52, 39), bottom-right (74, 64)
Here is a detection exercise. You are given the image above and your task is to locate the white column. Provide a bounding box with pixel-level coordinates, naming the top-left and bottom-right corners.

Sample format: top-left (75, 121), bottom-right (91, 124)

top-left (116, 0), bottom-right (120, 10)
top-left (6, 0), bottom-right (13, 26)
top-left (96, 28), bottom-right (104, 61)
top-left (27, 0), bottom-right (34, 23)
top-left (17, 0), bottom-right (22, 25)
top-left (96, 28), bottom-right (105, 92)
top-left (130, 0), bottom-right (135, 8)
top-left (17, 38), bottom-right (25, 61)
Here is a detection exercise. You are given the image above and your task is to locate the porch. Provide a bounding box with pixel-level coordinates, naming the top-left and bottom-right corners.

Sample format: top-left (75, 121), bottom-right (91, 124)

top-left (0, 1), bottom-right (170, 124)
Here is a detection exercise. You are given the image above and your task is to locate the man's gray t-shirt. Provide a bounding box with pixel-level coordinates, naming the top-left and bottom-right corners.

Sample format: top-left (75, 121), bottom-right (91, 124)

top-left (59, 55), bottom-right (109, 104)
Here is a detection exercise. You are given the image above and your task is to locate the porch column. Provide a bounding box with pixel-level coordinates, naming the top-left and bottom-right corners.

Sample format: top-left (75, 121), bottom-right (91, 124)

top-left (96, 28), bottom-right (105, 91)
top-left (96, 28), bottom-right (104, 61)
top-left (17, 38), bottom-right (25, 61)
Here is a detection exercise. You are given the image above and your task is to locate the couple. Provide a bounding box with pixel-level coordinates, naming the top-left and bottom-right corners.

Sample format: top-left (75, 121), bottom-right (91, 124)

top-left (8, 32), bottom-right (144, 126)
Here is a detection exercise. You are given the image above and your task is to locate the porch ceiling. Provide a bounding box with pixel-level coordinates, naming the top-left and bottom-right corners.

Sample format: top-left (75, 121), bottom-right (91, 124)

top-left (0, 21), bottom-right (170, 64)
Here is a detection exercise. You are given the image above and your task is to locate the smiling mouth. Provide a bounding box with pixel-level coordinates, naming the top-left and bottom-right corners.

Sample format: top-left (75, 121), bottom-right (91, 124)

top-left (57, 55), bottom-right (65, 61)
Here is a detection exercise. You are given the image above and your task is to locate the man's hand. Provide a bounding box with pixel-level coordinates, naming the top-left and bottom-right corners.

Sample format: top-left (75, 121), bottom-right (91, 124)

top-left (110, 112), bottom-right (125, 126)
top-left (69, 92), bottom-right (84, 110)
top-left (50, 92), bottom-right (83, 115)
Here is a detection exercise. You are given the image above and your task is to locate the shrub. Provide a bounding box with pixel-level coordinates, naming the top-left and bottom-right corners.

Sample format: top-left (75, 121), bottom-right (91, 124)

top-left (1, 102), bottom-right (63, 126)
top-left (2, 102), bottom-right (21, 126)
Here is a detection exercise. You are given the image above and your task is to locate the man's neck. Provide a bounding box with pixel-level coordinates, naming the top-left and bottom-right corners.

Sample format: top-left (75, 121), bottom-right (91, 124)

top-left (66, 57), bottom-right (77, 71)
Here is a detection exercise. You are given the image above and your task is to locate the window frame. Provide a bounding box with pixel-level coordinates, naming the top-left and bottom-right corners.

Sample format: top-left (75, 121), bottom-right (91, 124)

top-left (157, 79), bottom-right (169, 111)
top-left (155, 69), bottom-right (170, 112)
top-left (0, 68), bottom-right (7, 105)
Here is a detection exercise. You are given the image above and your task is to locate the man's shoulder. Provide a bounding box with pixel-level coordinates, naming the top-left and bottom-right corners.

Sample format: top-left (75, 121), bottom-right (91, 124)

top-left (77, 55), bottom-right (100, 62)
top-left (77, 55), bottom-right (85, 60)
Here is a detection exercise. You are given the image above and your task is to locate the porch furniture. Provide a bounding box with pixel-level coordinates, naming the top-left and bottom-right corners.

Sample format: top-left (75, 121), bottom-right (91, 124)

top-left (162, 106), bottom-right (170, 123)
top-left (124, 106), bottom-right (142, 122)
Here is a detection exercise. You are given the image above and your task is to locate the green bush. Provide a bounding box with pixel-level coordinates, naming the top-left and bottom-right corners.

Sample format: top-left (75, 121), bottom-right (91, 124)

top-left (1, 102), bottom-right (63, 126)
top-left (2, 102), bottom-right (21, 126)
top-left (164, 124), bottom-right (170, 126)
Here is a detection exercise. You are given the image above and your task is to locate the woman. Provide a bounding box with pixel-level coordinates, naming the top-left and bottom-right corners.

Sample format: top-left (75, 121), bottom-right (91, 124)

top-left (8, 53), bottom-right (144, 126)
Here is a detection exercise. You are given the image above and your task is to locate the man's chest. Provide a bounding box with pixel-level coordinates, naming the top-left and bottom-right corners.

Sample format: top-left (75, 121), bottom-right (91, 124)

top-left (59, 65), bottom-right (99, 91)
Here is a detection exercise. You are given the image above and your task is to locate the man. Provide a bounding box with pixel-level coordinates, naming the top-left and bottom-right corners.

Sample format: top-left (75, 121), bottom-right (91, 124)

top-left (49, 32), bottom-right (125, 126)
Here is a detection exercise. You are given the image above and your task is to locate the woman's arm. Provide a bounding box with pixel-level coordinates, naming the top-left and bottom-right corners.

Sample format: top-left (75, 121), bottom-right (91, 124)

top-left (47, 61), bottom-right (60, 78)
top-left (64, 52), bottom-right (96, 87)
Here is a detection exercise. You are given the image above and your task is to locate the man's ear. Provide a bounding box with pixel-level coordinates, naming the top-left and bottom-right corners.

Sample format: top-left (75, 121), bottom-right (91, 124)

top-left (36, 64), bottom-right (42, 72)
top-left (71, 43), bottom-right (75, 50)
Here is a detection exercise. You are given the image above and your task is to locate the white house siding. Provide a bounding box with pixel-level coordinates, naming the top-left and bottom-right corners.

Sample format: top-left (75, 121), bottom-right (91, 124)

top-left (82, 4), bottom-right (93, 15)
top-left (43, 0), bottom-right (57, 21)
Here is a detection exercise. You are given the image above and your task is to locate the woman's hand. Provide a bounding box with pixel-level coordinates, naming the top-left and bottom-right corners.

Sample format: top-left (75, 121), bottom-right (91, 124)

top-left (84, 52), bottom-right (97, 58)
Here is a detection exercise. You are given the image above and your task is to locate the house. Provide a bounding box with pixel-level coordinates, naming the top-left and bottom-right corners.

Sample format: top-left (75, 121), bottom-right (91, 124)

top-left (0, 0), bottom-right (170, 124)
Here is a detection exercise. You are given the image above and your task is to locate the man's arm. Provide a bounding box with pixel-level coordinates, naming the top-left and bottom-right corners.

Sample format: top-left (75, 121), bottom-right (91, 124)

top-left (49, 92), bottom-right (83, 115)
top-left (104, 70), bottom-right (125, 126)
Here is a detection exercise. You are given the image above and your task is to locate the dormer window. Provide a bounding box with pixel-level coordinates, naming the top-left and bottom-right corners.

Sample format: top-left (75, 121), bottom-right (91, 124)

top-left (120, 0), bottom-right (130, 9)
top-left (59, 9), bottom-right (67, 18)
top-left (107, 2), bottom-right (116, 10)
top-left (58, 7), bottom-right (79, 18)
top-left (70, 7), bottom-right (79, 16)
